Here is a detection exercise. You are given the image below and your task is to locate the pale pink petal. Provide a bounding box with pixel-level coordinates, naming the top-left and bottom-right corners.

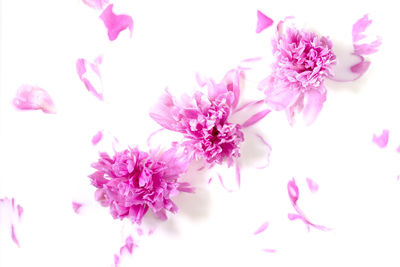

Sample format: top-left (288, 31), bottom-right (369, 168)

top-left (261, 79), bottom-right (301, 111)
top-left (217, 173), bottom-right (233, 193)
top-left (13, 85), bottom-right (56, 114)
top-left (120, 236), bottom-right (136, 255)
top-left (256, 10), bottom-right (273, 34)
top-left (396, 146), bottom-right (400, 153)
top-left (350, 57), bottom-right (371, 76)
top-left (241, 109), bottom-right (271, 128)
top-left (17, 205), bottom-right (24, 219)
top-left (148, 228), bottom-right (156, 235)
top-left (306, 178), bottom-right (319, 193)
top-left (287, 178), bottom-right (299, 204)
top-left (254, 133), bottom-right (272, 169)
top-left (146, 128), bottom-right (164, 148)
top-left (262, 248), bottom-right (276, 253)
top-left (11, 224), bottom-right (20, 247)
top-left (352, 14), bottom-right (381, 56)
top-left (233, 100), bottom-right (264, 114)
top-left (92, 131), bottom-right (103, 146)
top-left (372, 129), bottom-right (389, 148)
top-left (114, 254), bottom-right (120, 267)
top-left (302, 88), bottom-right (326, 126)
top-left (137, 228), bottom-right (144, 236)
top-left (100, 4), bottom-right (133, 41)
top-left (76, 58), bottom-right (103, 100)
top-left (82, 0), bottom-right (108, 10)
top-left (254, 221), bottom-right (269, 235)
top-left (72, 202), bottom-right (83, 214)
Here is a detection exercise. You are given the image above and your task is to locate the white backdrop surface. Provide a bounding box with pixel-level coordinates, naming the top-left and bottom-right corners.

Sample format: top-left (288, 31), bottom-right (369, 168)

top-left (1, 0), bottom-right (400, 266)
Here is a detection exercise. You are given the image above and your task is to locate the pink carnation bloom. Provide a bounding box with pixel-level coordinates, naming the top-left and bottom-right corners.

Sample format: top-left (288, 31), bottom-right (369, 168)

top-left (89, 146), bottom-right (193, 224)
top-left (150, 70), bottom-right (245, 167)
top-left (260, 24), bottom-right (336, 125)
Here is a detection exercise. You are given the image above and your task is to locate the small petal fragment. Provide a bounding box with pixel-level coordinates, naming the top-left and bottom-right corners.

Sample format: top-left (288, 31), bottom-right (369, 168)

top-left (92, 131), bottom-right (103, 146)
top-left (352, 14), bottom-right (382, 56)
top-left (82, 0), bottom-right (108, 10)
top-left (372, 130), bottom-right (389, 148)
top-left (100, 4), bottom-right (133, 41)
top-left (254, 221), bottom-right (269, 235)
top-left (120, 236), bottom-right (136, 255)
top-left (76, 58), bottom-right (104, 100)
top-left (306, 178), bottom-right (319, 193)
top-left (11, 225), bottom-right (20, 247)
top-left (13, 85), bottom-right (56, 114)
top-left (72, 202), bottom-right (83, 214)
top-left (256, 10), bottom-right (273, 34)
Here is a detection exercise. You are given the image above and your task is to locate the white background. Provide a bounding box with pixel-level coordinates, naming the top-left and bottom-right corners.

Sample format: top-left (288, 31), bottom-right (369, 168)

top-left (1, 0), bottom-right (400, 266)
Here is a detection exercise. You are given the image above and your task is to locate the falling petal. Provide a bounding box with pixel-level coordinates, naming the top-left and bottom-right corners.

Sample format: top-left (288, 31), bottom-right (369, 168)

top-left (120, 236), bottom-right (136, 255)
top-left (114, 254), bottom-right (120, 267)
top-left (137, 228), bottom-right (144, 236)
top-left (217, 173), bottom-right (233, 193)
top-left (92, 131), bottom-right (103, 146)
top-left (100, 4), bottom-right (133, 41)
top-left (17, 205), bottom-right (24, 219)
top-left (242, 109), bottom-right (271, 128)
top-left (13, 85), bottom-right (56, 114)
top-left (82, 0), bottom-right (108, 10)
top-left (306, 178), bottom-right (319, 193)
top-left (254, 221), bottom-right (269, 235)
top-left (254, 133), bottom-right (272, 169)
top-left (262, 248), bottom-right (276, 253)
top-left (287, 178), bottom-right (299, 204)
top-left (72, 202), bottom-right (83, 214)
top-left (146, 128), bottom-right (164, 148)
top-left (396, 146), bottom-right (400, 153)
top-left (11, 225), bottom-right (20, 247)
top-left (352, 14), bottom-right (381, 56)
top-left (256, 10), bottom-right (273, 33)
top-left (76, 58), bottom-right (104, 100)
top-left (372, 129), bottom-right (389, 148)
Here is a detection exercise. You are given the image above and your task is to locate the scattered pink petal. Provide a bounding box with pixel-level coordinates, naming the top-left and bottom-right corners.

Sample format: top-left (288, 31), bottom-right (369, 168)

top-left (13, 85), bottom-right (56, 114)
top-left (256, 10), bottom-right (273, 33)
top-left (100, 4), bottom-right (133, 41)
top-left (306, 178), bottom-right (319, 193)
top-left (262, 248), bottom-right (276, 253)
top-left (76, 58), bottom-right (104, 100)
top-left (242, 109), bottom-right (271, 128)
top-left (396, 146), bottom-right (400, 153)
top-left (72, 202), bottom-right (83, 214)
top-left (82, 0), bottom-right (109, 10)
top-left (352, 14), bottom-right (381, 56)
top-left (114, 254), bottom-right (120, 267)
top-left (120, 236), bottom-right (136, 255)
top-left (372, 129), bottom-right (389, 148)
top-left (208, 177), bottom-right (213, 184)
top-left (137, 228), bottom-right (144, 236)
top-left (91, 131), bottom-right (103, 146)
top-left (17, 205), bottom-right (24, 219)
top-left (287, 178), bottom-right (329, 231)
top-left (11, 225), bottom-right (20, 247)
top-left (254, 221), bottom-right (269, 235)
top-left (235, 163), bottom-right (241, 188)
top-left (217, 173), bottom-right (233, 193)
top-left (254, 133), bottom-right (272, 169)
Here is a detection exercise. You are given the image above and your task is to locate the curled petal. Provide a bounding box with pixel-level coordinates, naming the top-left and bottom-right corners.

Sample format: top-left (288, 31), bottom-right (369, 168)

top-left (372, 129), bottom-right (389, 148)
top-left (256, 10), bottom-right (273, 33)
top-left (352, 14), bottom-right (381, 56)
top-left (100, 4), bottom-right (133, 41)
top-left (76, 58), bottom-right (103, 100)
top-left (82, 0), bottom-right (108, 10)
top-left (302, 88), bottom-right (326, 126)
top-left (13, 85), bottom-right (56, 114)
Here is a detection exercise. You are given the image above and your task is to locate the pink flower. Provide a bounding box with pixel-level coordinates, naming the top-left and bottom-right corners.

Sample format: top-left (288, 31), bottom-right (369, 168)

top-left (150, 69), bottom-right (246, 167)
top-left (260, 23), bottom-right (336, 125)
top-left (89, 146), bottom-right (193, 224)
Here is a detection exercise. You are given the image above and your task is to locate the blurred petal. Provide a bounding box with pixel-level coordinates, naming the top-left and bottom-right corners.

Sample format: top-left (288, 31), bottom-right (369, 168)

top-left (92, 131), bottom-right (103, 146)
top-left (372, 129), bottom-right (389, 148)
top-left (82, 0), bottom-right (108, 10)
top-left (302, 88), bottom-right (326, 126)
top-left (241, 109), bottom-right (271, 128)
top-left (287, 178), bottom-right (299, 204)
top-left (352, 14), bottom-right (381, 55)
top-left (11, 225), bottom-right (20, 247)
top-left (76, 58), bottom-right (103, 100)
top-left (256, 10), bottom-right (273, 33)
top-left (72, 202), bottom-right (83, 214)
top-left (13, 85), bottom-right (56, 114)
top-left (254, 221), bottom-right (269, 235)
top-left (306, 178), bottom-right (319, 193)
top-left (100, 4), bottom-right (133, 41)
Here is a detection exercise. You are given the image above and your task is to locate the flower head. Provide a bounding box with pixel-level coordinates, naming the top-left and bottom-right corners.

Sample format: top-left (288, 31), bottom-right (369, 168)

top-left (89, 146), bottom-right (193, 224)
top-left (150, 70), bottom-right (245, 167)
top-left (260, 22), bottom-right (336, 125)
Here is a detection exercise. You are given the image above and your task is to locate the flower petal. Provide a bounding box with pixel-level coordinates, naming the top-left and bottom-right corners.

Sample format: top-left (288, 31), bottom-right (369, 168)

top-left (352, 14), bottom-right (381, 56)
top-left (11, 224), bottom-right (20, 247)
top-left (76, 58), bottom-right (104, 100)
top-left (13, 85), bottom-right (56, 114)
top-left (100, 4), bottom-right (133, 41)
top-left (254, 221), bottom-right (269, 235)
top-left (302, 88), bottom-right (326, 126)
top-left (287, 178), bottom-right (299, 205)
top-left (241, 109), bottom-right (271, 128)
top-left (372, 129), bottom-right (389, 148)
top-left (72, 202), bottom-right (83, 214)
top-left (256, 10), bottom-right (273, 34)
top-left (306, 178), bottom-right (319, 193)
top-left (92, 131), bottom-right (103, 146)
top-left (82, 0), bottom-right (108, 10)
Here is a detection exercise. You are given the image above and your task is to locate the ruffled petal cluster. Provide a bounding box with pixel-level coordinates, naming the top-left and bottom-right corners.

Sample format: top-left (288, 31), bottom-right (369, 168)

top-left (89, 146), bottom-right (193, 224)
top-left (150, 70), bottom-right (245, 167)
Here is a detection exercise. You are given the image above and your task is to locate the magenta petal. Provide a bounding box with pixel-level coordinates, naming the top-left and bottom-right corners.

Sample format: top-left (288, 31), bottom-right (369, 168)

top-left (287, 178), bottom-right (299, 204)
top-left (241, 109), bottom-right (271, 128)
top-left (100, 4), bottom-right (133, 41)
top-left (302, 88), bottom-right (326, 126)
top-left (372, 129), bottom-right (389, 148)
top-left (72, 202), bottom-right (83, 214)
top-left (13, 85), bottom-right (56, 114)
top-left (92, 131), bottom-right (103, 146)
top-left (306, 178), bottom-right (319, 193)
top-left (254, 221), bottom-right (269, 235)
top-left (256, 10), bottom-right (273, 34)
top-left (350, 57), bottom-right (371, 76)
top-left (11, 225), bottom-right (20, 247)
top-left (17, 205), bottom-right (24, 219)
top-left (82, 0), bottom-right (108, 10)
